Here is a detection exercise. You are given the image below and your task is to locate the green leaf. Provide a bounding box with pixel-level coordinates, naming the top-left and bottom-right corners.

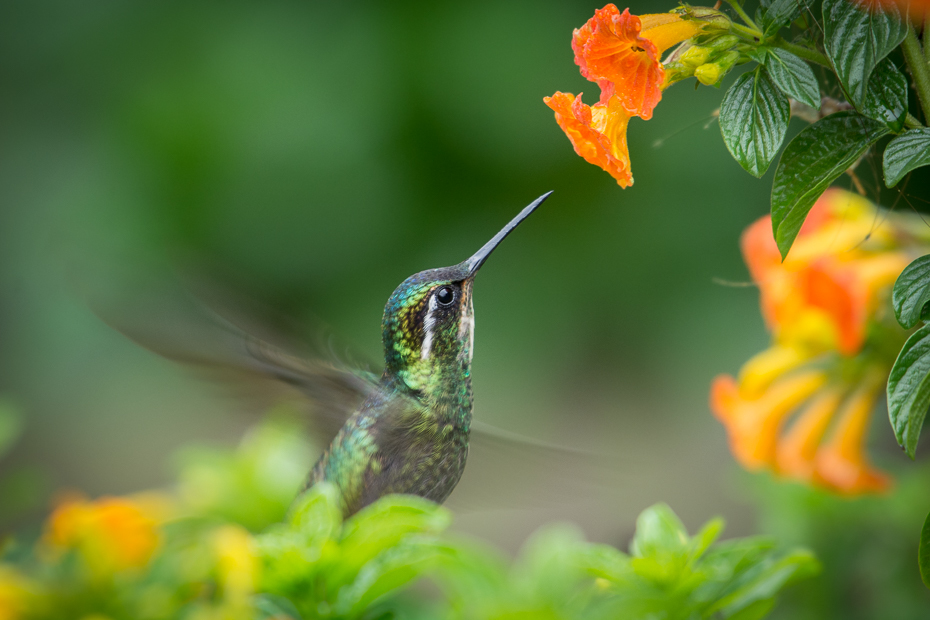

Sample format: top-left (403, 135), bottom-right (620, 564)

top-left (688, 517), bottom-right (725, 565)
top-left (580, 543), bottom-right (632, 582)
top-left (860, 57), bottom-right (908, 131)
top-left (763, 47), bottom-right (820, 109)
top-left (892, 255), bottom-right (930, 329)
top-left (727, 598), bottom-right (776, 620)
top-left (745, 47), bottom-right (768, 64)
top-left (771, 111), bottom-right (889, 258)
top-left (884, 128), bottom-right (930, 188)
top-left (330, 495), bottom-right (450, 593)
top-left (253, 594), bottom-right (303, 620)
top-left (823, 0), bottom-right (907, 107)
top-left (920, 511), bottom-right (930, 590)
top-left (335, 539), bottom-right (451, 616)
top-left (887, 323), bottom-right (930, 458)
top-left (719, 67), bottom-right (790, 178)
top-left (288, 482), bottom-right (342, 544)
top-left (710, 550), bottom-right (820, 616)
top-left (761, 0), bottom-right (812, 34)
top-left (630, 503), bottom-right (689, 558)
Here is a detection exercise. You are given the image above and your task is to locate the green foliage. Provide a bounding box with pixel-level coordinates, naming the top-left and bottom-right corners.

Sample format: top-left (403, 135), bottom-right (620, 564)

top-left (822, 0), bottom-right (907, 108)
top-left (770, 112), bottom-right (889, 258)
top-left (892, 255), bottom-right (930, 329)
top-left (761, 48), bottom-right (820, 110)
top-left (883, 129), bottom-right (930, 188)
top-left (860, 57), bottom-right (909, 132)
top-left (759, 0), bottom-right (812, 36)
top-left (719, 67), bottom-right (789, 178)
top-left (0, 420), bottom-right (817, 620)
top-left (887, 323), bottom-right (930, 459)
top-left (705, 0), bottom-right (928, 261)
top-left (888, 256), bottom-right (930, 458)
top-left (256, 486), bottom-right (457, 619)
top-left (749, 471), bottom-right (930, 619)
top-left (173, 416), bottom-right (316, 531)
top-left (255, 492), bottom-right (818, 620)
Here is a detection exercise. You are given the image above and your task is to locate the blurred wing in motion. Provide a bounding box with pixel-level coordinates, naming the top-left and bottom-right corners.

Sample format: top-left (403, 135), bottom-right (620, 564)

top-left (452, 419), bottom-right (628, 513)
top-left (88, 275), bottom-right (624, 514)
top-left (90, 279), bottom-right (380, 447)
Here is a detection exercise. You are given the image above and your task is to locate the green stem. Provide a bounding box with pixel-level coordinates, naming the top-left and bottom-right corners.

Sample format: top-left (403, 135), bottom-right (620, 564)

top-left (905, 113), bottom-right (925, 129)
top-left (924, 13), bottom-right (930, 64)
top-left (730, 22), bottom-right (763, 42)
top-left (903, 23), bottom-right (930, 122)
top-left (772, 38), bottom-right (832, 68)
top-left (725, 0), bottom-right (760, 31)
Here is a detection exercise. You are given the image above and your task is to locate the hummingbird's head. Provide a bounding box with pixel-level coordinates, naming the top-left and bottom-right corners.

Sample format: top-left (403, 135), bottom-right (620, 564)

top-left (381, 192), bottom-right (551, 394)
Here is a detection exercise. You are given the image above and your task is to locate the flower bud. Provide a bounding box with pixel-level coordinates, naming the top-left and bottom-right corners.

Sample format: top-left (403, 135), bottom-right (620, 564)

top-left (694, 63), bottom-right (722, 86)
top-left (705, 34), bottom-right (741, 52)
top-left (663, 61), bottom-right (696, 84)
top-left (694, 51), bottom-right (740, 86)
top-left (681, 46), bottom-right (712, 67)
top-left (674, 6), bottom-right (731, 31)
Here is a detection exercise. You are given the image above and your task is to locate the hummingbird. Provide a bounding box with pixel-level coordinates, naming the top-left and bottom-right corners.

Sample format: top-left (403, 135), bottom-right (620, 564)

top-left (302, 191), bottom-right (551, 516)
top-left (97, 192), bottom-right (552, 518)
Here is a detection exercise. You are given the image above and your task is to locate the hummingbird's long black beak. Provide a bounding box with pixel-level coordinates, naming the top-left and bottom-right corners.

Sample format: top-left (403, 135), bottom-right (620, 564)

top-left (464, 191), bottom-right (552, 277)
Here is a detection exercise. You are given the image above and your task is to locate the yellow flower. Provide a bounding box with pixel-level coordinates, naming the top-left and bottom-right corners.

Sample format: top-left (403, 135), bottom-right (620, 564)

top-left (711, 189), bottom-right (930, 495)
top-left (0, 566), bottom-right (32, 620)
top-left (711, 370), bottom-right (827, 470)
top-left (43, 493), bottom-right (172, 575)
top-left (212, 525), bottom-right (258, 606)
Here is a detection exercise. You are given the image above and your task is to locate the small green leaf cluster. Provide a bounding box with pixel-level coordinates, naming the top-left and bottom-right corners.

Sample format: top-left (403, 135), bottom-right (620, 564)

top-left (255, 493), bottom-right (818, 620)
top-left (255, 486), bottom-right (459, 619)
top-left (710, 0), bottom-right (930, 259)
top-left (0, 420), bottom-right (818, 620)
top-left (172, 417), bottom-right (317, 531)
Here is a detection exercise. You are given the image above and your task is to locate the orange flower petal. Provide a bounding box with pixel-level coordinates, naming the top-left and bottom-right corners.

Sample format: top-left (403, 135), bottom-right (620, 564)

top-left (814, 379), bottom-right (891, 495)
top-left (776, 387), bottom-right (844, 481)
top-left (544, 91), bottom-right (632, 187)
top-left (44, 495), bottom-right (162, 573)
top-left (801, 259), bottom-right (865, 356)
top-left (740, 216), bottom-right (782, 284)
top-left (571, 5), bottom-right (664, 119)
top-left (711, 370), bottom-right (827, 470)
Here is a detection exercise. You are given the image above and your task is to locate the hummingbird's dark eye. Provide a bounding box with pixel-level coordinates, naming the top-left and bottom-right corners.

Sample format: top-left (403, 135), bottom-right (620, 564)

top-left (436, 286), bottom-right (455, 306)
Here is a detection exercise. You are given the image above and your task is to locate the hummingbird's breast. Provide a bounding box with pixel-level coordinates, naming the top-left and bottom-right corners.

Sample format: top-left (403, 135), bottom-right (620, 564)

top-left (306, 375), bottom-right (472, 517)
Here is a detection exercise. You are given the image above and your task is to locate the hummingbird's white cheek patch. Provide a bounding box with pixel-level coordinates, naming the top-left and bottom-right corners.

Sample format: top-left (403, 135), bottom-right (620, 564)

top-left (421, 294), bottom-right (439, 361)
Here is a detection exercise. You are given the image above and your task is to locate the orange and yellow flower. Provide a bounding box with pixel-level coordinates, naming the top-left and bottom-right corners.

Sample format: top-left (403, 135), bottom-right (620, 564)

top-left (212, 525), bottom-right (259, 606)
top-left (42, 492), bottom-right (173, 576)
top-left (544, 92), bottom-right (633, 187)
top-left (545, 5), bottom-right (704, 186)
top-left (0, 566), bottom-right (32, 620)
top-left (711, 189), bottom-right (930, 495)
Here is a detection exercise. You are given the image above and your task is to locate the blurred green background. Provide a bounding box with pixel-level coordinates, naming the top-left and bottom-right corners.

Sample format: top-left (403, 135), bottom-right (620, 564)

top-left (1, 0), bottom-right (929, 616)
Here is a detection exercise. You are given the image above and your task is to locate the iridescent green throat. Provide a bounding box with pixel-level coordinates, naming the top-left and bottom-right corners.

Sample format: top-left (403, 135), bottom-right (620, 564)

top-left (382, 265), bottom-right (475, 431)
